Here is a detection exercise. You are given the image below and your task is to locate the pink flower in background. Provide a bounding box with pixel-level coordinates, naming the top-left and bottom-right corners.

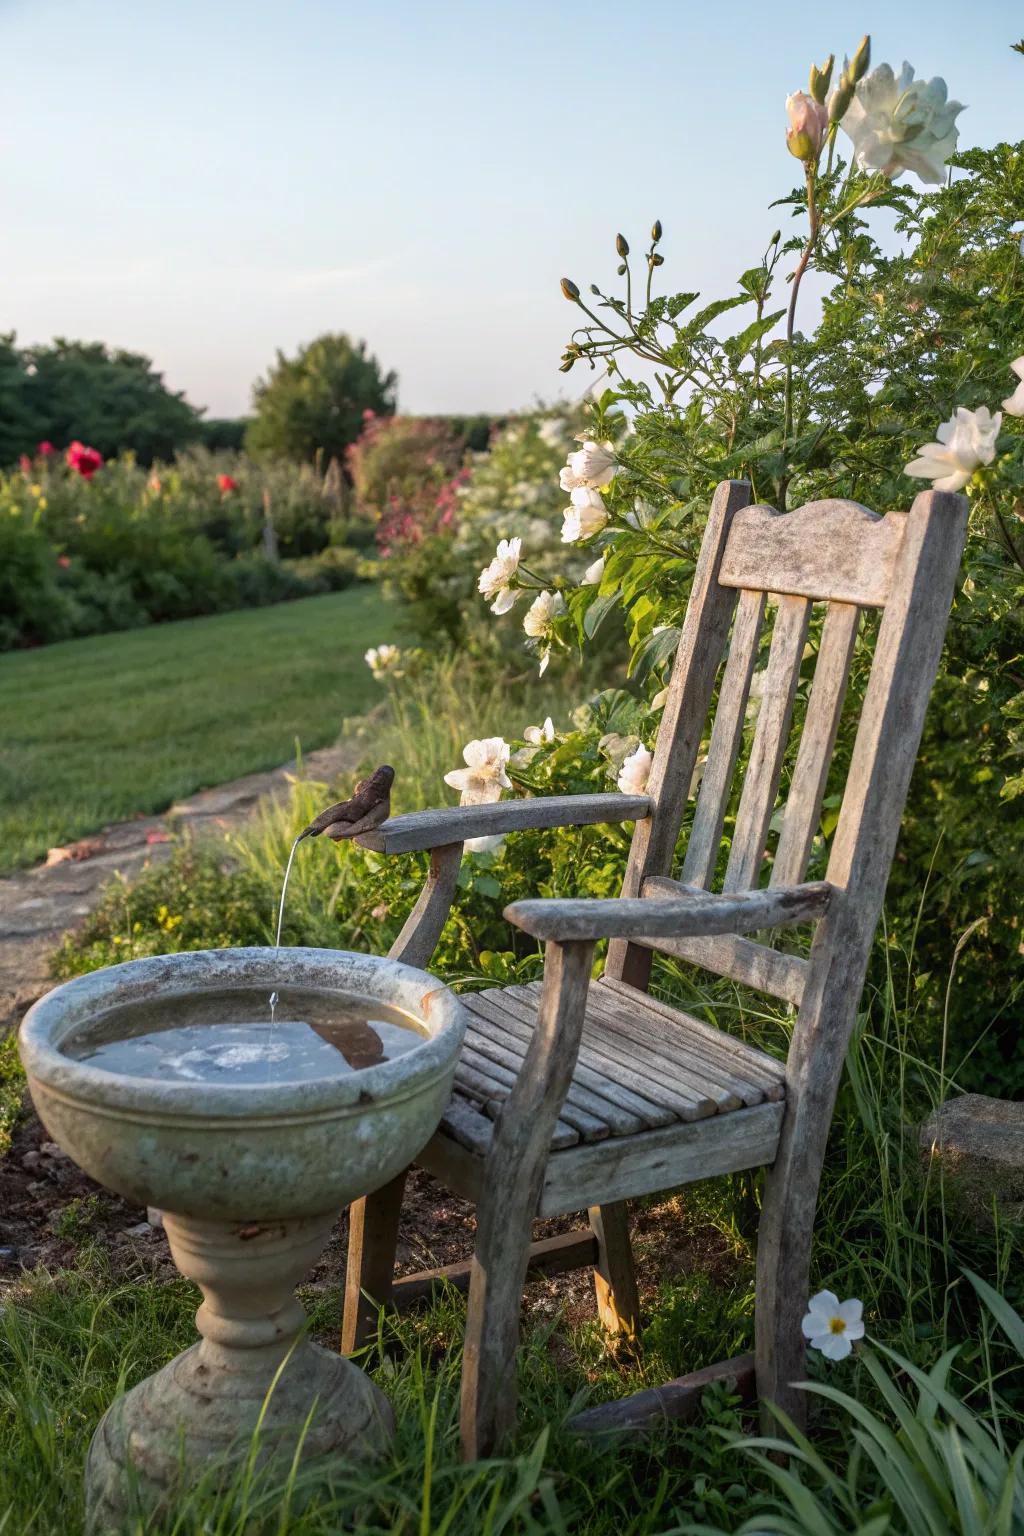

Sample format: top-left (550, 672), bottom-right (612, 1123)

top-left (217, 473), bottom-right (239, 494)
top-left (66, 441), bottom-right (103, 480)
top-left (37, 440), bottom-right (55, 457)
top-left (57, 554), bottom-right (71, 568)
top-left (19, 454), bottom-right (31, 473)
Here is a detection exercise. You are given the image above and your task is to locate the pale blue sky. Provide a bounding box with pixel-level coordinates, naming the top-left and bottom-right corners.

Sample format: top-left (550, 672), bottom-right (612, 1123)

top-left (2, 0), bottom-right (1021, 419)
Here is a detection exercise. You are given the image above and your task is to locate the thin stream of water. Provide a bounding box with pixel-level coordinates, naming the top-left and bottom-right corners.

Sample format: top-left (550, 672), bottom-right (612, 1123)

top-left (267, 832), bottom-right (304, 1063)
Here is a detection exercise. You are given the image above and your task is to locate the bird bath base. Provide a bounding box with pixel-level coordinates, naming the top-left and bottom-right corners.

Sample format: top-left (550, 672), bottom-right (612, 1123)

top-left (85, 1210), bottom-right (393, 1530)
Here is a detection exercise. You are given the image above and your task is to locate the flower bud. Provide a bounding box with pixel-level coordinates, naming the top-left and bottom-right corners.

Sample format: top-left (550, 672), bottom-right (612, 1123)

top-left (786, 91), bottom-right (828, 162)
top-left (590, 283), bottom-right (600, 294)
top-left (651, 219), bottom-right (662, 242)
top-left (616, 233), bottom-right (629, 258)
top-left (849, 34), bottom-right (870, 83)
top-left (560, 277), bottom-right (580, 301)
top-left (617, 263), bottom-right (627, 275)
top-left (769, 229), bottom-right (781, 246)
top-left (828, 76), bottom-right (855, 123)
top-left (649, 252), bottom-right (664, 266)
top-left (809, 54), bottom-right (834, 104)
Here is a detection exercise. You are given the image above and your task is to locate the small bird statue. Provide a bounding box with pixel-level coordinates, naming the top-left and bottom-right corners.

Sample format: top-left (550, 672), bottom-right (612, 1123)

top-left (297, 765), bottom-right (395, 843)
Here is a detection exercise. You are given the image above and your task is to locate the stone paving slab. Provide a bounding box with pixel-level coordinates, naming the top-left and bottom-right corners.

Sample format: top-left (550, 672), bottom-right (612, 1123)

top-left (0, 742), bottom-right (360, 1036)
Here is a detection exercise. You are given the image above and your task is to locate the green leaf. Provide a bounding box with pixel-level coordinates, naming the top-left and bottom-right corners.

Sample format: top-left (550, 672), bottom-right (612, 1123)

top-left (583, 592), bottom-right (620, 640)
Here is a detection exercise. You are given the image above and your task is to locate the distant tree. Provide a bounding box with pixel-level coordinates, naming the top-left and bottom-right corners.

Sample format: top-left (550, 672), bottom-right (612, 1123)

top-left (18, 340), bottom-right (202, 463)
top-left (246, 334), bottom-right (397, 463)
top-left (199, 417), bottom-right (250, 452)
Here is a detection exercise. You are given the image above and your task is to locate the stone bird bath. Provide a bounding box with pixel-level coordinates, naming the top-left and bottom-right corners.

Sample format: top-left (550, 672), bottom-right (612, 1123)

top-left (19, 947), bottom-right (466, 1530)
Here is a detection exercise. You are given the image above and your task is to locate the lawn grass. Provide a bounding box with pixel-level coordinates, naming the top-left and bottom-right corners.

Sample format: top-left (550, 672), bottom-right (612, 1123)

top-left (0, 588), bottom-right (395, 874)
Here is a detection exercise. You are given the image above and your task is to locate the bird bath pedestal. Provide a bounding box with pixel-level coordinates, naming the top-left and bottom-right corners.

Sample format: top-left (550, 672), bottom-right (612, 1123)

top-left (19, 948), bottom-right (466, 1532)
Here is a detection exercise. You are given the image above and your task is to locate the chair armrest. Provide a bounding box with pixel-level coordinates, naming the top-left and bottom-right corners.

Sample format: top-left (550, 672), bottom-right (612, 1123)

top-left (355, 793), bottom-right (651, 854)
top-left (504, 879), bottom-right (834, 942)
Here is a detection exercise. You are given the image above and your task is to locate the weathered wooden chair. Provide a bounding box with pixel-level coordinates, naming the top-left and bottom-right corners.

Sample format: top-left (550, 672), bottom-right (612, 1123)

top-left (342, 479), bottom-right (967, 1458)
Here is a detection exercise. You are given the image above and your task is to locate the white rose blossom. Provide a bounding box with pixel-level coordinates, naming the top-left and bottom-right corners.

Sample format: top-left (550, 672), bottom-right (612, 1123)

top-left (1003, 356), bottom-right (1024, 418)
top-left (561, 487), bottom-right (609, 544)
top-left (558, 440), bottom-right (617, 492)
top-left (582, 555), bottom-right (605, 586)
top-left (905, 405), bottom-right (1001, 492)
top-left (801, 1291), bottom-right (865, 1362)
top-left (840, 62), bottom-right (964, 186)
top-left (524, 717), bottom-right (555, 745)
top-left (364, 644), bottom-right (401, 678)
top-left (617, 743), bottom-right (652, 796)
top-left (478, 537), bottom-right (523, 615)
top-left (443, 737), bottom-right (512, 806)
top-left (523, 589), bottom-right (565, 639)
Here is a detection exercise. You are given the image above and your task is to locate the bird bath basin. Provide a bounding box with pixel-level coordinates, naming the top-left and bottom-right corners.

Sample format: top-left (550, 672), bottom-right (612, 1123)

top-left (19, 947), bottom-right (466, 1531)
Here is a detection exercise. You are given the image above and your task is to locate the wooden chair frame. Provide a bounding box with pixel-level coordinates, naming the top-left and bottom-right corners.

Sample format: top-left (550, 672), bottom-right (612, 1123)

top-left (341, 479), bottom-right (968, 1457)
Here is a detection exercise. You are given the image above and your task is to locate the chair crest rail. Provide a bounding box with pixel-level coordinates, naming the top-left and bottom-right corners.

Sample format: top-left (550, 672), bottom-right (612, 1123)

top-left (357, 793), bottom-right (651, 855)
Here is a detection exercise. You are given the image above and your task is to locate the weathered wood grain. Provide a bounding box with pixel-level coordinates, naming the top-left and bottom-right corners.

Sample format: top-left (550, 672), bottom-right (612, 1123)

top-left (566, 1353), bottom-right (756, 1440)
top-left (771, 601), bottom-right (860, 888)
top-left (599, 976), bottom-right (787, 1091)
top-left (635, 930), bottom-right (808, 1006)
top-left (358, 793), bottom-right (650, 855)
top-left (723, 594), bottom-right (812, 892)
top-left (461, 939), bottom-right (596, 1458)
top-left (505, 880), bottom-right (833, 942)
top-left (607, 479), bottom-right (752, 986)
top-left (682, 588), bottom-right (766, 888)
top-left (755, 488), bottom-right (968, 1433)
top-left (719, 499), bottom-right (907, 607)
top-left (537, 1102), bottom-right (785, 1216)
top-left (341, 1168), bottom-right (408, 1354)
top-left (589, 1202), bottom-right (640, 1339)
top-left (387, 842), bottom-right (463, 969)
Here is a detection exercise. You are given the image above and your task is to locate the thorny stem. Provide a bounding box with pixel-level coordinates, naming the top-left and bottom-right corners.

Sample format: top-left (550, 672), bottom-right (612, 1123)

top-left (780, 164), bottom-right (821, 509)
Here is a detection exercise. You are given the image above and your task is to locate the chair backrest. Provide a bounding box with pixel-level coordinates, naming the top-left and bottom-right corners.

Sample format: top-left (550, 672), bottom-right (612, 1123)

top-left (606, 479), bottom-right (968, 1021)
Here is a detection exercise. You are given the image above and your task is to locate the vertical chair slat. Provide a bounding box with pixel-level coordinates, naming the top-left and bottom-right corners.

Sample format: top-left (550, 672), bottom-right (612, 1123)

top-left (681, 589), bottom-right (767, 889)
top-left (770, 602), bottom-right (860, 888)
top-left (723, 595), bottom-right (811, 892)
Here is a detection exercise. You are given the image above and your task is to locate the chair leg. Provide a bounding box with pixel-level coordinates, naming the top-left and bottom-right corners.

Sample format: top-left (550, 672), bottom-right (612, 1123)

top-left (589, 1202), bottom-right (640, 1340)
top-left (754, 1160), bottom-right (813, 1435)
top-left (341, 1168), bottom-right (408, 1354)
top-left (459, 1182), bottom-right (535, 1461)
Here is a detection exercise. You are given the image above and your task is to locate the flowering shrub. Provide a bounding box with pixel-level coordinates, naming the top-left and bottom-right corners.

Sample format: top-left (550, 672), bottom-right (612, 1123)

top-left (0, 448), bottom-right (371, 649)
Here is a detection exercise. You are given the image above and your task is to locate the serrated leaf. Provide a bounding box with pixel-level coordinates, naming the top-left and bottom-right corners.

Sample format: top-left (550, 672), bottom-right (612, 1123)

top-left (729, 308), bottom-right (786, 358)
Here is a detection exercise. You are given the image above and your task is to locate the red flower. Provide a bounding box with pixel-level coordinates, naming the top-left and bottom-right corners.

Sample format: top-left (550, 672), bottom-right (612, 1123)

top-left (217, 473), bottom-right (239, 494)
top-left (66, 441), bottom-right (103, 480)
top-left (19, 454), bottom-right (31, 474)
top-left (37, 440), bottom-right (55, 457)
top-left (57, 554), bottom-right (71, 568)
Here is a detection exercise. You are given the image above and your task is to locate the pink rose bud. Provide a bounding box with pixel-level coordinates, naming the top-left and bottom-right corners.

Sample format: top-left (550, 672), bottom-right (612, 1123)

top-left (785, 91), bottom-right (828, 163)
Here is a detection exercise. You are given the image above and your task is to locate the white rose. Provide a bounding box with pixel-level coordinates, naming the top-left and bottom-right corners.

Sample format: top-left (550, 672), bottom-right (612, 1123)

top-left (561, 487), bottom-right (609, 543)
top-left (840, 62), bottom-right (964, 186)
top-left (524, 717), bottom-right (555, 745)
top-left (443, 737), bottom-right (512, 806)
top-left (478, 537), bottom-right (523, 613)
top-left (905, 405), bottom-right (1001, 492)
top-left (523, 590), bottom-right (565, 638)
top-left (1003, 357), bottom-right (1024, 418)
top-left (582, 555), bottom-right (605, 586)
top-left (364, 644), bottom-right (402, 678)
top-left (617, 743), bottom-right (652, 796)
top-left (559, 440), bottom-right (617, 491)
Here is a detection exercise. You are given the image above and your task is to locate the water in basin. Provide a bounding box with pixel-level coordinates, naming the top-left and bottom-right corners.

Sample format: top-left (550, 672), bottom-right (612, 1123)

top-left (61, 986), bottom-right (427, 1084)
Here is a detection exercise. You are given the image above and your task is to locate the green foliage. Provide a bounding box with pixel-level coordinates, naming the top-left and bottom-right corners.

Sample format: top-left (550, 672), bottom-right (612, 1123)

top-left (0, 336), bottom-right (202, 465)
top-left (0, 448), bottom-right (374, 650)
top-left (246, 334), bottom-right (397, 463)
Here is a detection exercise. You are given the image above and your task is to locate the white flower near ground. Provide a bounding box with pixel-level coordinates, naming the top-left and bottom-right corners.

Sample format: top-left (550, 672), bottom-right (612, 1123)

top-left (524, 717), bottom-right (555, 745)
top-left (801, 1291), bottom-right (865, 1361)
top-left (364, 644), bottom-right (401, 678)
top-left (478, 537), bottom-right (523, 614)
top-left (1003, 357), bottom-right (1024, 418)
top-left (840, 62), bottom-right (964, 185)
top-left (523, 590), bottom-right (565, 638)
top-left (582, 555), bottom-right (605, 586)
top-left (561, 487), bottom-right (609, 543)
top-left (617, 743), bottom-right (652, 796)
top-left (558, 440), bottom-right (617, 492)
top-left (905, 405), bottom-right (1002, 491)
top-left (443, 737), bottom-right (512, 805)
